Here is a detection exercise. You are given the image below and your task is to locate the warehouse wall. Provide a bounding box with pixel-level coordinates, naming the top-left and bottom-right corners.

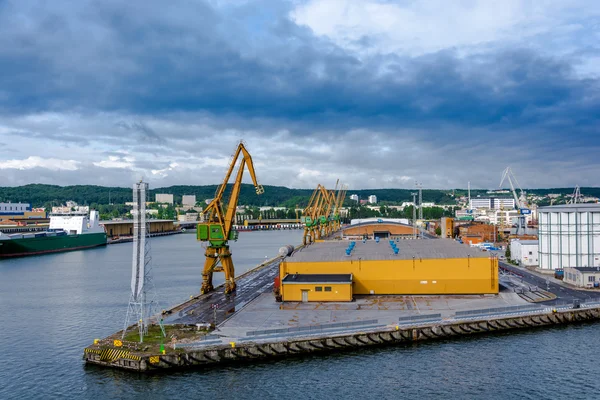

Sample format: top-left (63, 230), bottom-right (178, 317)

top-left (281, 257), bottom-right (498, 295)
top-left (102, 221), bottom-right (175, 238)
top-left (281, 283), bottom-right (352, 302)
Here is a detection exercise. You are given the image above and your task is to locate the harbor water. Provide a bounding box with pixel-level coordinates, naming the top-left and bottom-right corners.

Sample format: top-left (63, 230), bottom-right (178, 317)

top-left (1, 230), bottom-right (599, 400)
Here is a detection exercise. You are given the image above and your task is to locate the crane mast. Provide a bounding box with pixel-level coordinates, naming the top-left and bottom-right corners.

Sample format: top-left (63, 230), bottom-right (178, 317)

top-left (197, 142), bottom-right (263, 294)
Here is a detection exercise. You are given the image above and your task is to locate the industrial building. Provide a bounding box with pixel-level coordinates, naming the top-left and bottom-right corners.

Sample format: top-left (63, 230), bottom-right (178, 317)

top-left (538, 204), bottom-right (600, 270)
top-left (457, 223), bottom-right (498, 244)
top-left (0, 202), bottom-right (46, 221)
top-left (0, 202), bottom-right (30, 214)
top-left (470, 197), bottom-right (515, 210)
top-left (278, 239), bottom-right (498, 302)
top-left (342, 221), bottom-right (415, 240)
top-left (440, 217), bottom-right (454, 238)
top-left (563, 267), bottom-right (600, 288)
top-left (510, 240), bottom-right (539, 267)
top-left (100, 219), bottom-right (176, 239)
top-left (279, 274), bottom-right (353, 302)
top-left (155, 193), bottom-right (174, 204)
top-left (182, 195), bottom-right (196, 207)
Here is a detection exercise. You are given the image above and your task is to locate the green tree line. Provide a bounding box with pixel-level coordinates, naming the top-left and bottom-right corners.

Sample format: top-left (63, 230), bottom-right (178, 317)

top-left (0, 184), bottom-right (597, 209)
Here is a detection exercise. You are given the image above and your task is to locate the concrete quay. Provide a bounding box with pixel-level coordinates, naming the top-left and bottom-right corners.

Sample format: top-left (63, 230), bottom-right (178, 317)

top-left (84, 302), bottom-right (600, 372)
top-left (83, 244), bottom-right (600, 373)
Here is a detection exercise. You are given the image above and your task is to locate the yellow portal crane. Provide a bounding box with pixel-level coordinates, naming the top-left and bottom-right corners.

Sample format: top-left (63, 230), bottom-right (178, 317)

top-left (301, 181), bottom-right (348, 243)
top-left (318, 185), bottom-right (336, 238)
top-left (331, 183), bottom-right (348, 231)
top-left (301, 184), bottom-right (327, 245)
top-left (197, 142), bottom-right (264, 294)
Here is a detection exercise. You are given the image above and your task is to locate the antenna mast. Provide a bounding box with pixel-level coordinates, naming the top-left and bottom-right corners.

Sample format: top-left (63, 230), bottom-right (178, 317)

top-left (122, 180), bottom-right (162, 342)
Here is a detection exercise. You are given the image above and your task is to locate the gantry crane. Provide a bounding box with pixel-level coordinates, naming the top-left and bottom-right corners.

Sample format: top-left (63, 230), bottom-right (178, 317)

top-left (499, 166), bottom-right (530, 236)
top-left (197, 142), bottom-right (264, 294)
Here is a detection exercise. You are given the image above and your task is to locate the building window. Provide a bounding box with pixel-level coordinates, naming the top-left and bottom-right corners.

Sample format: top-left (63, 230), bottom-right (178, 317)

top-left (528, 251), bottom-right (532, 255)
top-left (315, 286), bottom-right (322, 292)
top-left (324, 287), bottom-right (332, 292)
top-left (589, 276), bottom-right (596, 282)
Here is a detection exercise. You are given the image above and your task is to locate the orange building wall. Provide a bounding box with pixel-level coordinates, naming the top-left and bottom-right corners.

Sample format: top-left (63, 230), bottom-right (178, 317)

top-left (343, 224), bottom-right (414, 236)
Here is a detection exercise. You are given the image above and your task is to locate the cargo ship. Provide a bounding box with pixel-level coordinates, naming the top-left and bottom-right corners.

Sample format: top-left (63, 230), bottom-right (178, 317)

top-left (0, 210), bottom-right (107, 258)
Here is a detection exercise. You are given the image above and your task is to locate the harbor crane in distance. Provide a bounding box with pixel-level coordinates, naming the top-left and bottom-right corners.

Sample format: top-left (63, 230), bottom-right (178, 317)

top-left (569, 185), bottom-right (581, 204)
top-left (331, 183), bottom-right (348, 231)
top-left (499, 166), bottom-right (530, 236)
top-left (317, 184), bottom-right (336, 239)
top-left (301, 184), bottom-right (327, 245)
top-left (197, 141), bottom-right (264, 294)
top-left (301, 181), bottom-right (347, 244)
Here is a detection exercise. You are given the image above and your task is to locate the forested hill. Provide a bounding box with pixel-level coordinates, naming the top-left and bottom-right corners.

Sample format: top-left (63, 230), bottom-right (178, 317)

top-left (0, 184), bottom-right (598, 208)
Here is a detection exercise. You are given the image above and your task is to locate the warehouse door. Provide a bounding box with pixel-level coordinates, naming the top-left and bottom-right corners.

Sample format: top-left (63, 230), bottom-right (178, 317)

top-left (301, 290), bottom-right (309, 303)
top-left (373, 231), bottom-right (389, 239)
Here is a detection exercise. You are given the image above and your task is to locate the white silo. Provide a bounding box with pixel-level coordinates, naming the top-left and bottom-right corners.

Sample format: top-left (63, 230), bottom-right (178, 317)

top-left (538, 204), bottom-right (600, 270)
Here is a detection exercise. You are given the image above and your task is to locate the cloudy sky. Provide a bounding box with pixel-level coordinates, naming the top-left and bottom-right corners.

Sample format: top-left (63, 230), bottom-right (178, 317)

top-left (0, 0), bottom-right (598, 190)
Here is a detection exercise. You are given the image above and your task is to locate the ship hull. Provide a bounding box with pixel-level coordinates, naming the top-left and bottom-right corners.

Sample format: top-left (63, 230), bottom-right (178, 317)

top-left (0, 232), bottom-right (107, 258)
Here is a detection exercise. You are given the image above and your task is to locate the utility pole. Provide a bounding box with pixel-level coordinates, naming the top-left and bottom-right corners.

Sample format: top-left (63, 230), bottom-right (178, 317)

top-left (411, 192), bottom-right (417, 239)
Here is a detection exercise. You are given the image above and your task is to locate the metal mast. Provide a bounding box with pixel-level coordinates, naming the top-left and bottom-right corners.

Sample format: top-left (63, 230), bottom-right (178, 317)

top-left (122, 180), bottom-right (161, 342)
top-left (416, 182), bottom-right (423, 238)
top-left (411, 192), bottom-right (417, 239)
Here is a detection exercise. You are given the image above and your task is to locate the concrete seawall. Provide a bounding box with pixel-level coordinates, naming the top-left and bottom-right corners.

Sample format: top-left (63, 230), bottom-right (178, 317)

top-left (84, 306), bottom-right (600, 372)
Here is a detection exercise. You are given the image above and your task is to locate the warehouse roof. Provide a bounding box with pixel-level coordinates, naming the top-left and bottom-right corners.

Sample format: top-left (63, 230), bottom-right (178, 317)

top-left (100, 219), bottom-right (175, 225)
top-left (286, 239), bottom-right (489, 263)
top-left (568, 267), bottom-right (600, 273)
top-left (538, 203), bottom-right (600, 213)
top-left (282, 274), bottom-right (353, 284)
top-left (512, 240), bottom-right (538, 245)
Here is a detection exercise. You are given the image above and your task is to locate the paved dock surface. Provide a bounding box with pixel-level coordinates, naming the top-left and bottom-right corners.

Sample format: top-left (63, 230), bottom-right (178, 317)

top-left (213, 291), bottom-right (530, 340)
top-left (161, 257), bottom-right (281, 326)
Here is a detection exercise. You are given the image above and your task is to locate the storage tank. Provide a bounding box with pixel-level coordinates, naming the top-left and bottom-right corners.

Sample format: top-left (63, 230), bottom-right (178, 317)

top-left (538, 204), bottom-right (600, 270)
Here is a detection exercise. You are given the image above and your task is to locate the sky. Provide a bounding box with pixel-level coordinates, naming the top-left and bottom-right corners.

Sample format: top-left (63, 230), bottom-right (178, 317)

top-left (0, 0), bottom-right (598, 190)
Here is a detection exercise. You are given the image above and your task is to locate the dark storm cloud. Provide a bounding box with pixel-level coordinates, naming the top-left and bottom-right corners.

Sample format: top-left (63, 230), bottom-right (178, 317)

top-left (0, 0), bottom-right (598, 139)
top-left (0, 0), bottom-right (598, 190)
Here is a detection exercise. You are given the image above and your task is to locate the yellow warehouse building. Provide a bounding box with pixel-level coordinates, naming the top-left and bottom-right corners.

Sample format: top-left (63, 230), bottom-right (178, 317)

top-left (279, 239), bottom-right (498, 302)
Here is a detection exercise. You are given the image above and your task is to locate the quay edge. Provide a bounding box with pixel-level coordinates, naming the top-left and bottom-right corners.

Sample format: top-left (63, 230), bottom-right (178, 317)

top-left (84, 305), bottom-right (600, 372)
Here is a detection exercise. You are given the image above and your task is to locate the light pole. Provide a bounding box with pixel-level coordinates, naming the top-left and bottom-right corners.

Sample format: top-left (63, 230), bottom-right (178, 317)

top-left (416, 182), bottom-right (423, 239)
top-left (411, 192), bottom-right (417, 239)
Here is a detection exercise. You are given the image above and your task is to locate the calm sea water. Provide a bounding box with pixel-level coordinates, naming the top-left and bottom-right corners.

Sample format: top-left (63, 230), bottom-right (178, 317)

top-left (1, 230), bottom-right (599, 400)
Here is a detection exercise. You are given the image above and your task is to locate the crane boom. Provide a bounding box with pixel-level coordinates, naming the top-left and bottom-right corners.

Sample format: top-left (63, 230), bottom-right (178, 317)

top-left (197, 142), bottom-right (263, 294)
